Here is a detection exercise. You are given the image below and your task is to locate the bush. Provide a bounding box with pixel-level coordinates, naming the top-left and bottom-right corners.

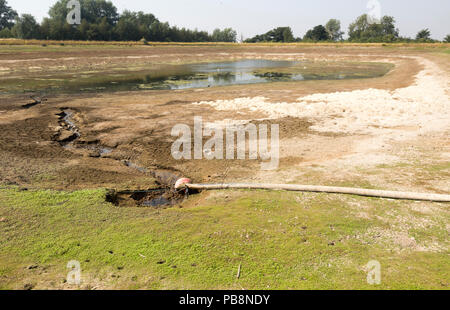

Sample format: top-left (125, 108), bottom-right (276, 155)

top-left (0, 28), bottom-right (13, 38)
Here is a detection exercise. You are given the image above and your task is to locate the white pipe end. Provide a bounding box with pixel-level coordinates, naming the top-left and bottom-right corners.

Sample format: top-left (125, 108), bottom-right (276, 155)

top-left (175, 178), bottom-right (192, 190)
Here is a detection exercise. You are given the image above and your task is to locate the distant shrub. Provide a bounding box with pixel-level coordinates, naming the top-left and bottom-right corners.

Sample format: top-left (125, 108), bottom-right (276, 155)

top-left (0, 28), bottom-right (13, 38)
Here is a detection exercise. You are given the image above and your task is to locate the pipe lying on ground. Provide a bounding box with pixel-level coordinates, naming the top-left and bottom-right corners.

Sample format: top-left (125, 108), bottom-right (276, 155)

top-left (176, 181), bottom-right (450, 202)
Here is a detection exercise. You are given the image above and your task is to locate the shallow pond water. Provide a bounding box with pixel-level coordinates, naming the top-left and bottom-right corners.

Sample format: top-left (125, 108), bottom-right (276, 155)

top-left (116, 59), bottom-right (302, 91)
top-left (1, 59), bottom-right (393, 94)
top-left (135, 59), bottom-right (357, 90)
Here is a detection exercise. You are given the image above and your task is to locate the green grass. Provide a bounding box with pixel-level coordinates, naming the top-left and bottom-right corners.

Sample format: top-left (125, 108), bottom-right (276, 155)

top-left (0, 187), bottom-right (448, 290)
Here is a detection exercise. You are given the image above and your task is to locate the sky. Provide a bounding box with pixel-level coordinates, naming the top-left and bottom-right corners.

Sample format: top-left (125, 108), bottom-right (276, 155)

top-left (6, 0), bottom-right (450, 40)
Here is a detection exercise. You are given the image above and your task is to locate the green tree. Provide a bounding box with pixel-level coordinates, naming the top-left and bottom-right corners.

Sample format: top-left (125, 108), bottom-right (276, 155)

top-left (40, 16), bottom-right (79, 40)
top-left (97, 17), bottom-right (112, 40)
top-left (348, 14), bottom-right (399, 42)
top-left (0, 27), bottom-right (12, 37)
top-left (224, 28), bottom-right (237, 42)
top-left (325, 19), bottom-right (343, 41)
top-left (149, 21), bottom-right (171, 41)
top-left (282, 27), bottom-right (294, 42)
top-left (136, 11), bottom-right (157, 40)
top-left (190, 29), bottom-right (210, 42)
top-left (380, 16), bottom-right (398, 37)
top-left (12, 14), bottom-right (40, 39)
top-left (245, 27), bottom-right (294, 43)
top-left (444, 34), bottom-right (450, 43)
top-left (0, 0), bottom-right (17, 30)
top-left (212, 28), bottom-right (237, 42)
top-left (85, 23), bottom-right (100, 40)
top-left (115, 10), bottom-right (140, 41)
top-left (303, 25), bottom-right (330, 41)
top-left (43, 0), bottom-right (118, 40)
top-left (49, 0), bottom-right (118, 25)
top-left (212, 28), bottom-right (222, 41)
top-left (348, 14), bottom-right (370, 41)
top-left (115, 11), bottom-right (172, 41)
top-left (416, 28), bottom-right (431, 41)
top-left (3, 0), bottom-right (225, 42)
top-left (268, 27), bottom-right (294, 42)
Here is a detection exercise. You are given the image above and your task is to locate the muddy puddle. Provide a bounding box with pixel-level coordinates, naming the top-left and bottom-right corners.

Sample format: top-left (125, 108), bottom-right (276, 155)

top-left (105, 162), bottom-right (187, 208)
top-left (106, 187), bottom-right (186, 208)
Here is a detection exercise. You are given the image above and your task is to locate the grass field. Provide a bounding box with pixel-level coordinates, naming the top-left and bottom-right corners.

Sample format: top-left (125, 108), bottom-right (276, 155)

top-left (0, 187), bottom-right (448, 290)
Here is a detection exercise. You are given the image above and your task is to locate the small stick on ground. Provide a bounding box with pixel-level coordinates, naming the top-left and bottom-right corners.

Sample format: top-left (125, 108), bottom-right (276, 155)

top-left (237, 263), bottom-right (241, 279)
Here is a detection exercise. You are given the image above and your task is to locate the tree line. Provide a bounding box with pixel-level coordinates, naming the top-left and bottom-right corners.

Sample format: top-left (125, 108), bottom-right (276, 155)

top-left (246, 15), bottom-right (449, 43)
top-left (0, 0), bottom-right (449, 43)
top-left (0, 0), bottom-right (237, 42)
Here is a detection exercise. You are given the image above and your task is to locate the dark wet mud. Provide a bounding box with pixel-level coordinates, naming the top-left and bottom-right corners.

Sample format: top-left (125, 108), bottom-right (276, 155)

top-left (56, 108), bottom-right (186, 207)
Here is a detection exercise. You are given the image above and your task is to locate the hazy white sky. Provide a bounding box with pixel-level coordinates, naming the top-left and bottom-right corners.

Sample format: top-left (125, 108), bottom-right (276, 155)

top-left (6, 0), bottom-right (450, 40)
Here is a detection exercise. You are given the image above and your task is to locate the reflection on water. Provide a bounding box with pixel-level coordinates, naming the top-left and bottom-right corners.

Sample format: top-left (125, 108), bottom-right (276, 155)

top-left (6, 59), bottom-right (390, 94)
top-left (189, 59), bottom-right (295, 72)
top-left (138, 59), bottom-right (299, 90)
top-left (135, 59), bottom-right (369, 91)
